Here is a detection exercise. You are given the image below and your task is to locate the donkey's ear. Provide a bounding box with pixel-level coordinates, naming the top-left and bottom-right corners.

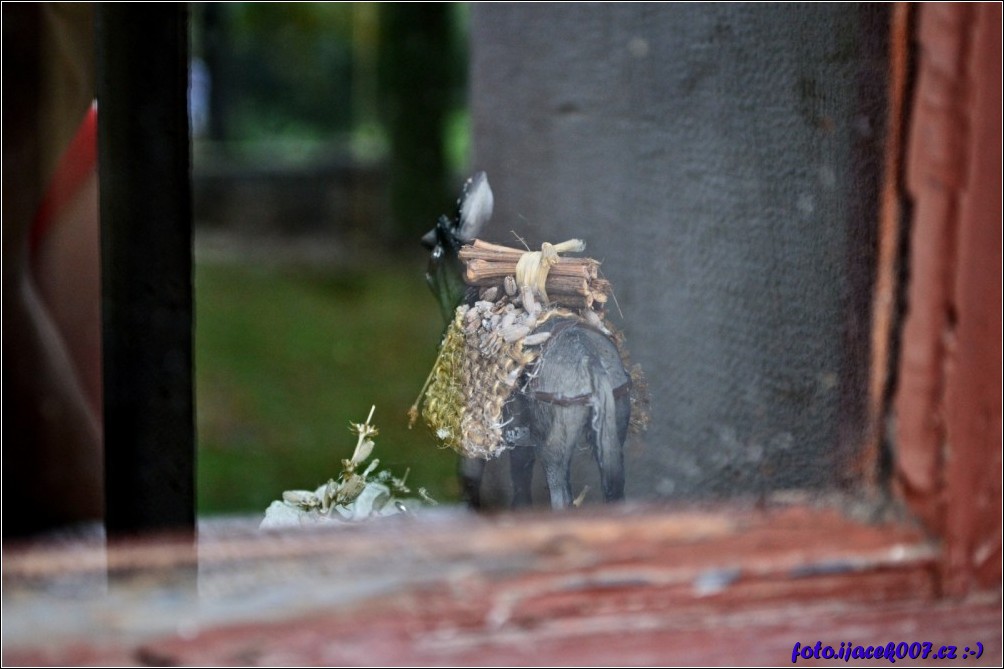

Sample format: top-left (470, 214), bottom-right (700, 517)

top-left (457, 171), bottom-right (493, 242)
top-left (420, 228), bottom-right (438, 250)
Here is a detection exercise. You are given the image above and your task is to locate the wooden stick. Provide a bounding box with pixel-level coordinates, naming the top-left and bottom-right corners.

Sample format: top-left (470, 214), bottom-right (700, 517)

top-left (463, 269), bottom-right (603, 293)
top-left (458, 240), bottom-right (612, 308)
top-left (460, 241), bottom-right (601, 278)
top-left (464, 260), bottom-right (597, 281)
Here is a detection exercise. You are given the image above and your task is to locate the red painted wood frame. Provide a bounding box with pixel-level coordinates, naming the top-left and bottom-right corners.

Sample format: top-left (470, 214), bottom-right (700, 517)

top-left (3, 4), bottom-right (1000, 665)
top-left (891, 2), bottom-right (1001, 596)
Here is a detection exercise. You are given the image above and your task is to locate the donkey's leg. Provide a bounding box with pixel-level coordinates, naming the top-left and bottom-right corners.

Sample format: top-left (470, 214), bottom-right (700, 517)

top-left (459, 456), bottom-right (486, 509)
top-left (504, 396), bottom-right (535, 507)
top-left (539, 405), bottom-right (588, 509)
top-left (589, 372), bottom-right (626, 502)
top-left (509, 446), bottom-right (535, 508)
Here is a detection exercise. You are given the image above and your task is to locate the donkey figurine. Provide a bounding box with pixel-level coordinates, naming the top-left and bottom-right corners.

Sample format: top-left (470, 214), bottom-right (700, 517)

top-left (421, 172), bottom-right (631, 509)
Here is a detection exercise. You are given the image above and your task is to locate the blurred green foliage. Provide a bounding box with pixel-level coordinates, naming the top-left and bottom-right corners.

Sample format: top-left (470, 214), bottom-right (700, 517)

top-left (192, 3), bottom-right (469, 180)
top-left (227, 4), bottom-right (355, 139)
top-left (191, 5), bottom-right (473, 515)
top-left (195, 256), bottom-right (460, 514)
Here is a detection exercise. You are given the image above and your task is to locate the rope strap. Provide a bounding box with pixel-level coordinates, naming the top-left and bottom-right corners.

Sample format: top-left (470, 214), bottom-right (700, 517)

top-left (514, 239), bottom-right (585, 303)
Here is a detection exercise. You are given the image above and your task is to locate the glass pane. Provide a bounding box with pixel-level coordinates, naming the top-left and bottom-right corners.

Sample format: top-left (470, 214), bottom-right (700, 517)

top-left (468, 4), bottom-right (889, 505)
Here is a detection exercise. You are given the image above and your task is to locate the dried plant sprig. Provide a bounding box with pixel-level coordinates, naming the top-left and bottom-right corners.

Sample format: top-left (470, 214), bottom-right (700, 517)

top-left (344, 405), bottom-right (379, 473)
top-left (263, 406), bottom-right (436, 527)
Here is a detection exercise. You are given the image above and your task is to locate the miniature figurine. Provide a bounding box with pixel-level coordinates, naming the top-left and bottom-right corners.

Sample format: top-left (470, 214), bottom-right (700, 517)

top-left (413, 173), bottom-right (645, 509)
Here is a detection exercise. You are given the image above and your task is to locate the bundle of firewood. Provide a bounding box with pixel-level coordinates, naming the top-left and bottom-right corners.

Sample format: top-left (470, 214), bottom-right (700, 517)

top-left (458, 239), bottom-right (611, 309)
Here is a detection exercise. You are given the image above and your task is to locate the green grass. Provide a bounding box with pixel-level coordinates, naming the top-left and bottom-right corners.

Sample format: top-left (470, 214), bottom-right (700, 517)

top-left (195, 256), bottom-right (460, 515)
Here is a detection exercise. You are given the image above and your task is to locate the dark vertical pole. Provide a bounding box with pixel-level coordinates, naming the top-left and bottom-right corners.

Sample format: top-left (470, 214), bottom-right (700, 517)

top-left (378, 4), bottom-right (456, 243)
top-left (97, 5), bottom-right (195, 534)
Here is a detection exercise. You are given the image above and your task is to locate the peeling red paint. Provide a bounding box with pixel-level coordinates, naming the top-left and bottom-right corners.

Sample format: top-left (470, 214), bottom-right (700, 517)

top-left (3, 507), bottom-right (999, 666)
top-left (895, 3), bottom-right (1002, 594)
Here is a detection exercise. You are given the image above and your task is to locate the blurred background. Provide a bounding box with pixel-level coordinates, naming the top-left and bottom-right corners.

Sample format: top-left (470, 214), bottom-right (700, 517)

top-left (189, 4), bottom-right (470, 514)
top-left (3, 3), bottom-right (910, 525)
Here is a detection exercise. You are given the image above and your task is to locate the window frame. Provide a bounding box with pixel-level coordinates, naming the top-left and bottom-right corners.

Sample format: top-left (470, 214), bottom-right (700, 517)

top-left (3, 4), bottom-right (1000, 665)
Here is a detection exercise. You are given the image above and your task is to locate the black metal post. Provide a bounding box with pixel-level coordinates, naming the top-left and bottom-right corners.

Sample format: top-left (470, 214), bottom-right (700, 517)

top-left (97, 5), bottom-right (195, 534)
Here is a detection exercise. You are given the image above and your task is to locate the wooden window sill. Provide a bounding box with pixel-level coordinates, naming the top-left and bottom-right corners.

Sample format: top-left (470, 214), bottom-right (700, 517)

top-left (3, 503), bottom-right (1000, 665)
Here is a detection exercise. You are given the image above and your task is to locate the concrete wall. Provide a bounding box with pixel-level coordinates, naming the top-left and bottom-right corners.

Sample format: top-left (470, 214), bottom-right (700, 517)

top-left (469, 5), bottom-right (889, 501)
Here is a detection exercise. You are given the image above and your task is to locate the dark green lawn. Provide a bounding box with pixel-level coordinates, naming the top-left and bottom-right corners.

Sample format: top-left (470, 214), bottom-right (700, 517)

top-left (195, 255), bottom-right (460, 515)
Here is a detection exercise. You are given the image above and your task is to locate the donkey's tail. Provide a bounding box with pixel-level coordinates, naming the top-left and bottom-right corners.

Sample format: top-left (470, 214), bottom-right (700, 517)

top-left (590, 367), bottom-right (625, 501)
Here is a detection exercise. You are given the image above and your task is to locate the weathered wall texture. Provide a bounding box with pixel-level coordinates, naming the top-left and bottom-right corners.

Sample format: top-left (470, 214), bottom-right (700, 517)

top-left (469, 5), bottom-right (889, 502)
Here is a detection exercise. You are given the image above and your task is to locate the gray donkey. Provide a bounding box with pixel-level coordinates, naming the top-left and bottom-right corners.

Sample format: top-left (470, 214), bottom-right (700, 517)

top-left (421, 173), bottom-right (631, 509)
